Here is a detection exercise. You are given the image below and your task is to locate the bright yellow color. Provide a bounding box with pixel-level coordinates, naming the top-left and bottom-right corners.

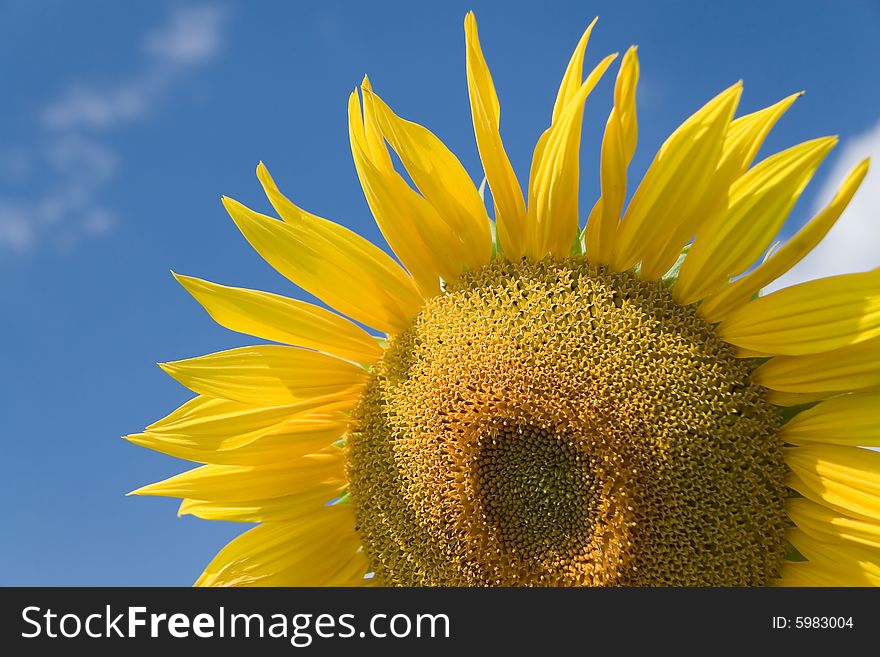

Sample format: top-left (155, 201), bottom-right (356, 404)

top-left (528, 47), bottom-right (617, 258)
top-left (699, 158), bottom-right (870, 321)
top-left (174, 274), bottom-right (383, 363)
top-left (159, 345), bottom-right (368, 407)
top-left (674, 137), bottom-right (836, 304)
top-left (584, 46), bottom-right (638, 265)
top-left (348, 82), bottom-right (461, 293)
top-left (464, 12), bottom-right (527, 258)
top-left (779, 391), bottom-right (880, 446)
top-left (718, 269), bottom-right (880, 355)
top-left (612, 83), bottom-right (741, 274)
top-left (129, 13), bottom-right (876, 587)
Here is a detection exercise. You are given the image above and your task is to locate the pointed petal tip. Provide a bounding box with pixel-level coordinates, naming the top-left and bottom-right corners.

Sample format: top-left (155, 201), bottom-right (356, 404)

top-left (221, 195), bottom-right (248, 219)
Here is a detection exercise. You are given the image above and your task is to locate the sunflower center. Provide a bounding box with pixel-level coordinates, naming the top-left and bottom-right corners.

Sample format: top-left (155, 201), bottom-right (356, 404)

top-left (475, 422), bottom-right (595, 556)
top-left (347, 258), bottom-right (788, 586)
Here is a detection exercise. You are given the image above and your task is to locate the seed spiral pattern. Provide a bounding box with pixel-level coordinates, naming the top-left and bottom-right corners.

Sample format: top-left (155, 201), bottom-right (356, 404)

top-left (347, 258), bottom-right (788, 586)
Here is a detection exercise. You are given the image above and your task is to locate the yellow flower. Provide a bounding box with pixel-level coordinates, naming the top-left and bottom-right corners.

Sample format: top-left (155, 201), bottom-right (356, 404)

top-left (129, 13), bottom-right (878, 587)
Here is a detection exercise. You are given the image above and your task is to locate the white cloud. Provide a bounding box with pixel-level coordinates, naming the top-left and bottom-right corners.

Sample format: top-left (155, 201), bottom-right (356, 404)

top-left (767, 116), bottom-right (880, 291)
top-left (144, 5), bottom-right (226, 66)
top-left (0, 5), bottom-right (228, 254)
top-left (43, 6), bottom-right (227, 132)
top-left (0, 203), bottom-right (34, 251)
top-left (41, 84), bottom-right (156, 132)
top-left (46, 135), bottom-right (118, 184)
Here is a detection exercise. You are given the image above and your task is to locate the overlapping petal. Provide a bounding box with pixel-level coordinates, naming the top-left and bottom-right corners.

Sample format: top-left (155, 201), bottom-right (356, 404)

top-left (174, 274), bottom-right (383, 364)
top-left (128, 409), bottom-right (348, 466)
top-left (786, 445), bottom-right (880, 522)
top-left (528, 46), bottom-right (617, 258)
top-left (349, 82), bottom-right (462, 293)
top-left (699, 159), bottom-right (870, 322)
top-left (195, 507), bottom-right (368, 587)
top-left (365, 89), bottom-right (493, 269)
top-left (718, 269), bottom-right (880, 355)
top-left (179, 486), bottom-right (346, 523)
top-left (131, 448), bottom-right (345, 501)
top-left (159, 345), bottom-right (368, 406)
top-left (787, 498), bottom-right (880, 550)
top-left (584, 46), bottom-right (639, 265)
top-left (674, 137), bottom-right (836, 305)
top-left (778, 391), bottom-right (880, 447)
top-left (464, 12), bottom-right (527, 258)
top-left (612, 83), bottom-right (741, 273)
top-left (231, 170), bottom-right (422, 334)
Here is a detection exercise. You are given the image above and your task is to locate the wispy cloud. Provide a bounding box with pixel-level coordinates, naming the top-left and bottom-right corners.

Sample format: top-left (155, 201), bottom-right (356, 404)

top-left (767, 116), bottom-right (880, 291)
top-left (42, 6), bottom-right (226, 131)
top-left (0, 5), bottom-right (228, 253)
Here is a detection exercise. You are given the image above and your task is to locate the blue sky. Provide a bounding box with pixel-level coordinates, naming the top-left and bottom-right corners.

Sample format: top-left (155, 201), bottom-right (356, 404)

top-left (1, 0), bottom-right (878, 585)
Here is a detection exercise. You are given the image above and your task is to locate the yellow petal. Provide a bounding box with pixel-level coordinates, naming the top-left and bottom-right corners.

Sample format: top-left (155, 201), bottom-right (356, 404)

top-left (349, 86), bottom-right (459, 294)
top-left (755, 336), bottom-right (880, 396)
top-left (786, 528), bottom-right (880, 578)
top-left (775, 561), bottom-right (879, 586)
top-left (173, 274), bottom-right (383, 364)
top-left (786, 445), bottom-right (880, 522)
top-left (612, 82), bottom-right (742, 273)
top-left (179, 485), bottom-right (346, 523)
top-left (159, 345), bottom-right (367, 406)
top-left (638, 94), bottom-right (800, 281)
top-left (195, 507), bottom-right (367, 587)
top-left (128, 415), bottom-right (347, 466)
top-left (717, 269), bottom-right (880, 355)
top-left (674, 137), bottom-right (836, 305)
top-left (699, 159), bottom-right (870, 322)
top-left (551, 17), bottom-right (599, 123)
top-left (723, 93), bottom-right (802, 178)
top-left (235, 172), bottom-right (422, 335)
top-left (464, 12), bottom-right (527, 258)
top-left (365, 89), bottom-right (492, 270)
top-left (527, 53), bottom-right (617, 258)
top-left (779, 391), bottom-right (880, 447)
top-left (787, 498), bottom-right (880, 550)
top-left (584, 46), bottom-right (639, 265)
top-left (143, 394), bottom-right (347, 437)
top-left (766, 390), bottom-right (834, 406)
top-left (130, 448), bottom-right (345, 501)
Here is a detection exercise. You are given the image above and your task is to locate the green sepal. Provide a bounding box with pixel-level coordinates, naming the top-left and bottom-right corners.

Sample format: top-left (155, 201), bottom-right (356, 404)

top-left (569, 230), bottom-right (585, 257)
top-left (661, 244), bottom-right (691, 288)
top-left (489, 217), bottom-right (500, 260)
top-left (327, 491), bottom-right (350, 506)
top-left (778, 400), bottom-right (821, 425)
top-left (783, 540), bottom-right (807, 563)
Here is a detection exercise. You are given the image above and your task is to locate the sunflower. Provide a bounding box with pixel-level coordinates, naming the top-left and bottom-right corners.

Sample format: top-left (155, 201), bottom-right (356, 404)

top-left (129, 13), bottom-right (878, 587)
